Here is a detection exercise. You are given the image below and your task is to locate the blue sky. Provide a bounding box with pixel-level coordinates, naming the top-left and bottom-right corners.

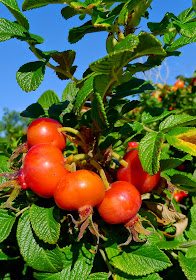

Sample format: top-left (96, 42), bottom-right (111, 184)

top-left (0, 0), bottom-right (195, 119)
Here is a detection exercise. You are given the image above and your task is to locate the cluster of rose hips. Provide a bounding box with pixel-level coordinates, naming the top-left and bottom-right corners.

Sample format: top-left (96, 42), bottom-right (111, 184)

top-left (1, 117), bottom-right (162, 245)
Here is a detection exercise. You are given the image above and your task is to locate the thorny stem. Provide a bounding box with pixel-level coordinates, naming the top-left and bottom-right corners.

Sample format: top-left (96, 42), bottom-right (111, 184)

top-left (58, 127), bottom-right (86, 144)
top-left (111, 151), bottom-right (128, 168)
top-left (90, 160), bottom-right (110, 190)
top-left (29, 43), bottom-right (78, 83)
top-left (142, 124), bottom-right (155, 133)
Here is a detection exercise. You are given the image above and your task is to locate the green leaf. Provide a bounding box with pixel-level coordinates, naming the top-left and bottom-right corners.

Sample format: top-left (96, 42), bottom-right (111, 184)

top-left (114, 272), bottom-right (163, 280)
top-left (61, 82), bottom-right (79, 114)
top-left (160, 154), bottom-right (192, 171)
top-left (16, 61), bottom-right (46, 92)
top-left (17, 210), bottom-right (64, 272)
top-left (51, 50), bottom-right (77, 80)
top-left (179, 22), bottom-right (196, 38)
top-left (0, 208), bottom-right (16, 243)
top-left (166, 35), bottom-right (196, 51)
top-left (106, 244), bottom-right (172, 276)
top-left (193, 0), bottom-right (196, 12)
top-left (142, 109), bottom-right (172, 124)
top-left (118, 0), bottom-right (153, 28)
top-left (147, 12), bottom-right (173, 33)
top-left (61, 6), bottom-right (78, 20)
top-left (162, 169), bottom-right (196, 192)
top-left (0, 249), bottom-right (18, 261)
top-left (184, 205), bottom-right (196, 240)
top-left (186, 246), bottom-right (196, 258)
top-left (92, 14), bottom-right (116, 28)
top-left (38, 90), bottom-right (60, 109)
top-left (34, 243), bottom-right (95, 279)
top-left (177, 7), bottom-right (195, 23)
top-left (22, 0), bottom-right (65, 11)
top-left (0, 18), bottom-right (28, 42)
top-left (157, 241), bottom-right (183, 250)
top-left (178, 252), bottom-right (196, 280)
top-left (75, 74), bottom-right (95, 114)
top-left (159, 114), bottom-right (196, 131)
top-left (126, 55), bottom-right (164, 76)
top-left (165, 127), bottom-right (196, 157)
top-left (114, 78), bottom-right (154, 100)
top-left (29, 205), bottom-right (60, 244)
top-left (90, 33), bottom-right (166, 74)
top-left (0, 0), bottom-right (29, 29)
top-left (139, 132), bottom-right (164, 175)
top-left (68, 20), bottom-right (105, 44)
top-left (0, 155), bottom-right (12, 182)
top-left (20, 103), bottom-right (45, 118)
top-left (87, 272), bottom-right (109, 279)
top-left (91, 92), bottom-right (109, 131)
top-left (93, 74), bottom-right (112, 99)
top-left (163, 22), bottom-right (176, 45)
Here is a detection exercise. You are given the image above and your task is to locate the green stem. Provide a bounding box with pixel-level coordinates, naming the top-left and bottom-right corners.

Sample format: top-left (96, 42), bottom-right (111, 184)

top-left (15, 206), bottom-right (30, 217)
top-left (90, 160), bottom-right (110, 190)
top-left (99, 249), bottom-right (115, 276)
top-left (111, 151), bottom-right (128, 167)
top-left (29, 43), bottom-right (78, 82)
top-left (65, 153), bottom-right (91, 164)
top-left (58, 127), bottom-right (86, 144)
top-left (142, 124), bottom-right (155, 133)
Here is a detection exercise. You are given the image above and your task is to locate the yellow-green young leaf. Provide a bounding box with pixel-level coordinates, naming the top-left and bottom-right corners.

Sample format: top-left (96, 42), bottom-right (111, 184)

top-left (165, 127), bottom-right (196, 156)
top-left (0, 18), bottom-right (28, 42)
top-left (139, 132), bottom-right (164, 175)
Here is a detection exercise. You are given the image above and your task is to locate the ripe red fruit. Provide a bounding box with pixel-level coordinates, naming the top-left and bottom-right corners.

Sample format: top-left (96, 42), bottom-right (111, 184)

top-left (27, 117), bottom-right (66, 151)
top-left (127, 142), bottom-right (139, 150)
top-left (19, 143), bottom-right (69, 198)
top-left (174, 80), bottom-right (184, 89)
top-left (174, 192), bottom-right (184, 203)
top-left (54, 170), bottom-right (105, 211)
top-left (117, 149), bottom-right (161, 194)
top-left (97, 181), bottom-right (142, 225)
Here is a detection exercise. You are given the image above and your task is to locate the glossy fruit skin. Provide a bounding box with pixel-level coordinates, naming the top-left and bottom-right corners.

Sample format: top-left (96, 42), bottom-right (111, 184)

top-left (54, 170), bottom-right (105, 211)
top-left (117, 149), bottom-right (161, 195)
top-left (21, 143), bottom-right (69, 198)
top-left (174, 192), bottom-right (184, 203)
top-left (127, 142), bottom-right (139, 150)
top-left (27, 117), bottom-right (66, 151)
top-left (174, 191), bottom-right (188, 202)
top-left (174, 80), bottom-right (184, 89)
top-left (97, 181), bottom-right (142, 225)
